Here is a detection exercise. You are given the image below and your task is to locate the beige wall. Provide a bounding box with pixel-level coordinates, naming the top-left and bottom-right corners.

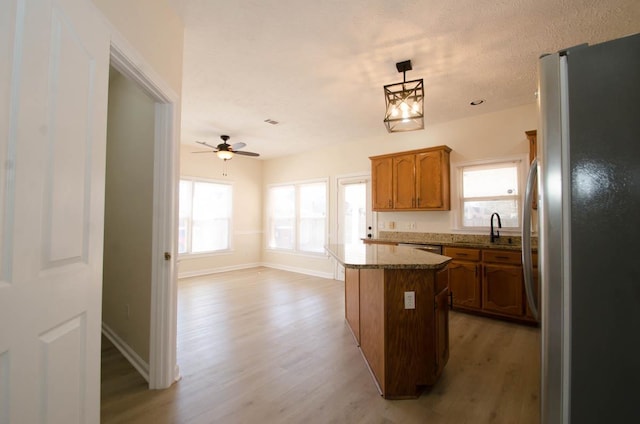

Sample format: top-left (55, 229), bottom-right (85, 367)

top-left (262, 103), bottom-right (537, 276)
top-left (103, 69), bottom-right (156, 363)
top-left (91, 0), bottom-right (184, 94)
top-left (178, 145), bottom-right (263, 277)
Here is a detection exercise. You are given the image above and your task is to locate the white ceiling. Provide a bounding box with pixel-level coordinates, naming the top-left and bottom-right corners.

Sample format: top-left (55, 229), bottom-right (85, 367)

top-left (170, 0), bottom-right (640, 159)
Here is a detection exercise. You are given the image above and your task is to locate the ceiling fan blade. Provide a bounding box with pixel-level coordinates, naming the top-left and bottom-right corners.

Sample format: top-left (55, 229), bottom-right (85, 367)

top-left (231, 142), bottom-right (246, 150)
top-left (234, 150), bottom-right (260, 157)
top-left (191, 151), bottom-right (216, 154)
top-left (196, 140), bottom-right (219, 150)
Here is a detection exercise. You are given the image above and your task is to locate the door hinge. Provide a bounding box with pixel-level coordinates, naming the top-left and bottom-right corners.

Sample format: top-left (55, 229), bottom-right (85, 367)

top-left (164, 252), bottom-right (171, 260)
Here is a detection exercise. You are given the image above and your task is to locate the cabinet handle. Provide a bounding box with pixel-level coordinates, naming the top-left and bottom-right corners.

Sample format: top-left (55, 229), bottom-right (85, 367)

top-left (417, 197), bottom-right (421, 207)
top-left (458, 253), bottom-right (468, 257)
top-left (448, 291), bottom-right (453, 309)
top-left (496, 256), bottom-right (509, 260)
top-left (388, 199), bottom-right (392, 207)
top-left (475, 265), bottom-right (478, 278)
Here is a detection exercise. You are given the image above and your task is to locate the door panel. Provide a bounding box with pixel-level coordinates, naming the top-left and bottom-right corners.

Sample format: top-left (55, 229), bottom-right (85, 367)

top-left (0, 0), bottom-right (110, 422)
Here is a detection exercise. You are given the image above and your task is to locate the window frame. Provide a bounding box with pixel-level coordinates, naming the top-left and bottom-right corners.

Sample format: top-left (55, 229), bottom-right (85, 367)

top-left (178, 176), bottom-right (233, 256)
top-left (266, 178), bottom-right (329, 256)
top-left (455, 156), bottom-right (527, 233)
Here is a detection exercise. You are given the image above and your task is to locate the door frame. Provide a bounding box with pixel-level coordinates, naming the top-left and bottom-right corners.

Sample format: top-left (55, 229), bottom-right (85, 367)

top-left (108, 30), bottom-right (179, 389)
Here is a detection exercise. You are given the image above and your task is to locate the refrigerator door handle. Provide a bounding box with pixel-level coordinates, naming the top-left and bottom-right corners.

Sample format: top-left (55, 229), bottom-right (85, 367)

top-left (522, 157), bottom-right (539, 320)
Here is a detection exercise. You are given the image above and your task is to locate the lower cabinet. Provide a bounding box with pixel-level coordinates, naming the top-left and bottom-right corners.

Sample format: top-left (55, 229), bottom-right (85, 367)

top-left (345, 267), bottom-right (450, 398)
top-left (444, 246), bottom-right (537, 323)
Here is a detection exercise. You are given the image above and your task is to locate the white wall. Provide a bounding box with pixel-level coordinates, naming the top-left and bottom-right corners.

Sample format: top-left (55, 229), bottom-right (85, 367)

top-left (262, 102), bottom-right (537, 276)
top-left (103, 69), bottom-right (155, 363)
top-left (178, 145), bottom-right (263, 277)
top-left (91, 0), bottom-right (184, 94)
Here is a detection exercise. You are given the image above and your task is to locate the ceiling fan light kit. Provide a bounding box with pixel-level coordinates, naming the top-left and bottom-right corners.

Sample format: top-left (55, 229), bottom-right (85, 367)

top-left (383, 60), bottom-right (425, 133)
top-left (195, 135), bottom-right (260, 161)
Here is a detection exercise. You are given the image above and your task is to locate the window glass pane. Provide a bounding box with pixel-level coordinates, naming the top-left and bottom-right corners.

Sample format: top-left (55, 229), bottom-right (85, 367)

top-left (299, 183), bottom-right (326, 252)
top-left (268, 186), bottom-right (295, 249)
top-left (463, 164), bottom-right (519, 197)
top-left (178, 181), bottom-right (192, 254)
top-left (179, 179), bottom-right (231, 254)
top-left (463, 199), bottom-right (519, 228)
top-left (191, 182), bottom-right (231, 253)
top-left (343, 183), bottom-right (367, 245)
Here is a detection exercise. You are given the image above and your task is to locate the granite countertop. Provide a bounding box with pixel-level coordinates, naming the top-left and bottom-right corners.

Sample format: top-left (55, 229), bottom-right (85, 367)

top-left (367, 231), bottom-right (538, 251)
top-left (325, 243), bottom-right (451, 270)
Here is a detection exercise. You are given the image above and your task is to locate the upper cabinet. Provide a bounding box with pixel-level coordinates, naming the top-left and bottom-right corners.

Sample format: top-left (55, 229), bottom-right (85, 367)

top-left (370, 145), bottom-right (451, 211)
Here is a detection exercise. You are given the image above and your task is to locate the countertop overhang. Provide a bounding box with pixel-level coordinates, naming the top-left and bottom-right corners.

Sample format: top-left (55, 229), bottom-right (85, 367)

top-left (326, 243), bottom-right (451, 270)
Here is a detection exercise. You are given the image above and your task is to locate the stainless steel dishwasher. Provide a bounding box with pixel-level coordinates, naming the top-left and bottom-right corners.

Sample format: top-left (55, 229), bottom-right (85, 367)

top-left (397, 243), bottom-right (443, 255)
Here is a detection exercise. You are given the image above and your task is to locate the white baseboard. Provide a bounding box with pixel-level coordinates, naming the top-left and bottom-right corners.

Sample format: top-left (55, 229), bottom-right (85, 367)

top-left (178, 262), bottom-right (334, 280)
top-left (177, 262), bottom-right (262, 279)
top-left (102, 322), bottom-right (150, 383)
top-left (260, 262), bottom-right (334, 280)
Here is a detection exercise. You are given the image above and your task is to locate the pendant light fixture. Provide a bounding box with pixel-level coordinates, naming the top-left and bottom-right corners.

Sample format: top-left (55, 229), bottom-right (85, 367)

top-left (383, 60), bottom-right (424, 132)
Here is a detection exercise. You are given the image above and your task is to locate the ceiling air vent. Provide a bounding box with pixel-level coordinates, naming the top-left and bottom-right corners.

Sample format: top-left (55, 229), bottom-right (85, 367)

top-left (264, 118), bottom-right (279, 125)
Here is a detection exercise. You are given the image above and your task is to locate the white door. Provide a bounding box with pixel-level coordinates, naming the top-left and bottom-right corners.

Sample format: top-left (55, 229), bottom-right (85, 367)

top-left (335, 177), bottom-right (371, 280)
top-left (0, 0), bottom-right (110, 422)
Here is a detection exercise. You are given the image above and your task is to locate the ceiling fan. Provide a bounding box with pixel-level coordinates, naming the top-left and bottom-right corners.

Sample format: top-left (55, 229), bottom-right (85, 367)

top-left (194, 135), bottom-right (260, 160)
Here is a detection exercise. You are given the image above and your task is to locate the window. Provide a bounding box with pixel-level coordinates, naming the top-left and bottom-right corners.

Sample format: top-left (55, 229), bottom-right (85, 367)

top-left (267, 180), bottom-right (327, 253)
top-left (179, 178), bottom-right (232, 254)
top-left (459, 160), bottom-right (523, 229)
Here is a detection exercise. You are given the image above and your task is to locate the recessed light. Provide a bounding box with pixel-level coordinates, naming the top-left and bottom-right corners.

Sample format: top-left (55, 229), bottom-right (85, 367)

top-left (470, 99), bottom-right (485, 106)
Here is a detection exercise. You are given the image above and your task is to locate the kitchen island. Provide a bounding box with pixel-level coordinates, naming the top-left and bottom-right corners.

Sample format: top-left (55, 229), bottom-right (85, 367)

top-left (326, 243), bottom-right (452, 399)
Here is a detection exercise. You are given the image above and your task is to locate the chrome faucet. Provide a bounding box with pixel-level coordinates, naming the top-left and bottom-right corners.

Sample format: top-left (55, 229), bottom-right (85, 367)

top-left (490, 212), bottom-right (502, 243)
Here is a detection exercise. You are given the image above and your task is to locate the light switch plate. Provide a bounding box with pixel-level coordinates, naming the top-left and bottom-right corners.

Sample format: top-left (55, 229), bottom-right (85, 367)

top-left (404, 291), bottom-right (416, 309)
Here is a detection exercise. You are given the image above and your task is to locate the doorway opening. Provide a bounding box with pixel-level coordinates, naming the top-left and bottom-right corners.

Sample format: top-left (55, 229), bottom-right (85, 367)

top-left (101, 42), bottom-right (180, 390)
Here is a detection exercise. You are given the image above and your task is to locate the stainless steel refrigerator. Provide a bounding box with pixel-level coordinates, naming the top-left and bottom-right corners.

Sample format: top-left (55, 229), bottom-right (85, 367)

top-left (522, 32), bottom-right (640, 423)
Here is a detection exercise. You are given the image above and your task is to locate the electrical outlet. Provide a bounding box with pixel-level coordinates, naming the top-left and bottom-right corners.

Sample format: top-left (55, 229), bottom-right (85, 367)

top-left (409, 222), bottom-right (416, 229)
top-left (404, 291), bottom-right (416, 309)
top-left (388, 221), bottom-right (395, 229)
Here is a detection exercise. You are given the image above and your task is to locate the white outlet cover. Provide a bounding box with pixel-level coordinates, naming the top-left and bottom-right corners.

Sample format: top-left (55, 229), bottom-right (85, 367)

top-left (404, 291), bottom-right (416, 309)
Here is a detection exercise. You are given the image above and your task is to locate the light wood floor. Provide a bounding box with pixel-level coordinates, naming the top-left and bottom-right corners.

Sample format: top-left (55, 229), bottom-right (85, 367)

top-left (101, 267), bottom-right (540, 423)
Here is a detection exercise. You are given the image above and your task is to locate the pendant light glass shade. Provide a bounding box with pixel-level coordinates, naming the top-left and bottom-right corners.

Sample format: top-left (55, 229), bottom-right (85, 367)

top-left (383, 60), bottom-right (424, 132)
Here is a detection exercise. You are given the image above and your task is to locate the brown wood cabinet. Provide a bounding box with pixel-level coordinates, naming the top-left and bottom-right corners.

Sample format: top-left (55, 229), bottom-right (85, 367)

top-left (344, 267), bottom-right (360, 344)
top-left (433, 268), bottom-right (450, 376)
top-left (371, 157), bottom-right (393, 209)
top-left (443, 247), bottom-right (481, 309)
top-left (346, 267), bottom-right (449, 398)
top-left (445, 246), bottom-right (538, 323)
top-left (370, 146), bottom-right (451, 211)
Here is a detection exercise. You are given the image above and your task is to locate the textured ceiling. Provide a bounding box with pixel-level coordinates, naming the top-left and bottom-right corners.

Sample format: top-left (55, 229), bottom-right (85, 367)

top-left (170, 0), bottom-right (640, 159)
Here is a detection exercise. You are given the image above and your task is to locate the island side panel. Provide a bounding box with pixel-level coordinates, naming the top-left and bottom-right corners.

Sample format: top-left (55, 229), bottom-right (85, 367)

top-left (359, 268), bottom-right (386, 394)
top-left (384, 269), bottom-right (437, 398)
top-left (345, 267), bottom-right (360, 344)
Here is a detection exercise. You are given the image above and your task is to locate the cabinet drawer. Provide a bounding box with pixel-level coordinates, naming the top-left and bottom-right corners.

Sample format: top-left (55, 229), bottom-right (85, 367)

top-left (482, 249), bottom-right (522, 265)
top-left (443, 247), bottom-right (480, 261)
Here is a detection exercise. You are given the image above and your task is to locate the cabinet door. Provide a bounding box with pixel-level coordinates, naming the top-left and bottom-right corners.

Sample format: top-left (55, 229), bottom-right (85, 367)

top-left (392, 154), bottom-right (415, 209)
top-left (345, 268), bottom-right (360, 343)
top-left (371, 157), bottom-right (393, 210)
top-left (448, 261), bottom-right (481, 309)
top-left (434, 281), bottom-right (450, 376)
top-left (416, 150), bottom-right (450, 210)
top-left (483, 264), bottom-right (524, 316)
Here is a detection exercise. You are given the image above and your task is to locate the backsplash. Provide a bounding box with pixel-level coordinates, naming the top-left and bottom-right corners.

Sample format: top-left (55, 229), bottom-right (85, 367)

top-left (377, 231), bottom-right (538, 249)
